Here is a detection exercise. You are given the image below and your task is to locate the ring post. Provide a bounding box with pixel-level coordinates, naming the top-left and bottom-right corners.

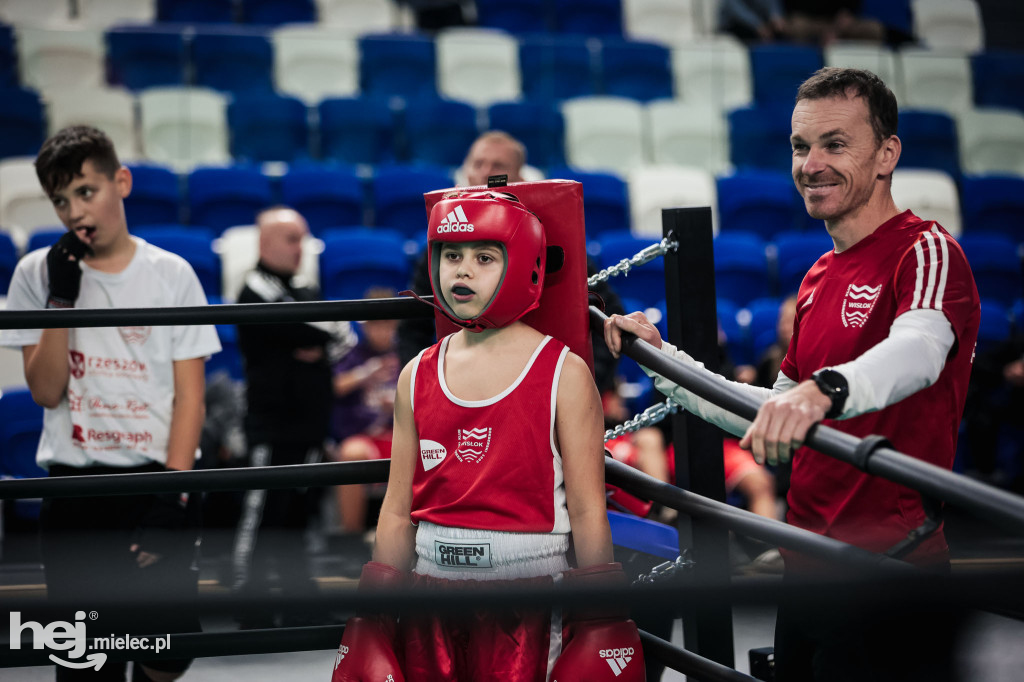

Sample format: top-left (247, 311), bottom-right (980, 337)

top-left (662, 206), bottom-right (736, 668)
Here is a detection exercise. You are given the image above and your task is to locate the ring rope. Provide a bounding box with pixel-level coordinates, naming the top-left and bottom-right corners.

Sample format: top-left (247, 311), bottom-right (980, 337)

top-left (591, 304), bottom-right (1024, 537)
top-left (0, 296), bottom-right (434, 330)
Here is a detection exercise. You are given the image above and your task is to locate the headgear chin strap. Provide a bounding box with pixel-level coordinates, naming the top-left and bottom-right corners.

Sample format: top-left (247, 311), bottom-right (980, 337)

top-left (426, 191), bottom-right (546, 332)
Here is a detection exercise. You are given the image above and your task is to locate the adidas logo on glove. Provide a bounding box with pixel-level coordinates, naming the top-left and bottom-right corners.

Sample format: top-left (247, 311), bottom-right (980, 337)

top-left (600, 647), bottom-right (635, 677)
top-left (333, 644), bottom-right (349, 670)
top-left (436, 205), bottom-right (474, 233)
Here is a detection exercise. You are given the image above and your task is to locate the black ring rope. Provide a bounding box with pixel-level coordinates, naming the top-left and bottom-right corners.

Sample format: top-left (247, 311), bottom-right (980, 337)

top-left (0, 457), bottom-right (905, 572)
top-left (591, 305), bottom-right (1024, 537)
top-left (0, 296), bottom-right (434, 330)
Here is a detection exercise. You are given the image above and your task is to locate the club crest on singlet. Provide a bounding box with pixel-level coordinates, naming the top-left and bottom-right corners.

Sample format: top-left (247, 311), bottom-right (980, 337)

top-left (455, 427), bottom-right (492, 463)
top-left (841, 283), bottom-right (881, 328)
top-left (419, 440), bottom-right (447, 471)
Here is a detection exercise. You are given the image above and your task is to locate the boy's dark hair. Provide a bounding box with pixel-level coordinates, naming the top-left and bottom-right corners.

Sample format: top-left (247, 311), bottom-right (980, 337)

top-left (35, 125), bottom-right (121, 196)
top-left (796, 67), bottom-right (899, 145)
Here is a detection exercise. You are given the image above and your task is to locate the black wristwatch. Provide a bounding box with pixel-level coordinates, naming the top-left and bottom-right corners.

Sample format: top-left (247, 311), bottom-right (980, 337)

top-left (812, 368), bottom-right (849, 419)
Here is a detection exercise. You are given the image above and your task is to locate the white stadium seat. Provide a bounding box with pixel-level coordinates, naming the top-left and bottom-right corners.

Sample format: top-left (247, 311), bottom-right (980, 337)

top-left (646, 99), bottom-right (731, 174)
top-left (627, 164), bottom-right (718, 238)
top-left (898, 48), bottom-right (973, 115)
top-left (623, 0), bottom-right (699, 46)
top-left (911, 0), bottom-right (984, 53)
top-left (272, 26), bottom-right (360, 105)
top-left (562, 96), bottom-right (647, 175)
top-left (45, 88), bottom-right (140, 161)
top-left (891, 168), bottom-right (962, 237)
top-left (957, 108), bottom-right (1024, 176)
top-left (17, 27), bottom-right (105, 92)
top-left (0, 157), bottom-right (60, 250)
top-left (139, 87), bottom-right (230, 170)
top-left (672, 36), bottom-right (753, 111)
top-left (436, 27), bottom-right (521, 108)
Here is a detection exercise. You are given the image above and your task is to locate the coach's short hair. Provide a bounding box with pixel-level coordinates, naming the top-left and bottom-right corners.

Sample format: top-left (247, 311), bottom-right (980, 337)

top-left (796, 67), bottom-right (898, 144)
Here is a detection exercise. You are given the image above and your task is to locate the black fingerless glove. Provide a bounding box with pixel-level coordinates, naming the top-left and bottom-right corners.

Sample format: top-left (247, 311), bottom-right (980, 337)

top-left (46, 232), bottom-right (92, 309)
top-left (135, 491), bottom-right (188, 559)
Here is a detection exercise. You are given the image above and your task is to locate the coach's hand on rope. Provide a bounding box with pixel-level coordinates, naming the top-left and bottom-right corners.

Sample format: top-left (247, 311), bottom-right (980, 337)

top-left (551, 563), bottom-right (645, 681)
top-left (332, 562), bottom-right (406, 682)
top-left (45, 231), bottom-right (92, 309)
top-left (604, 312), bottom-right (833, 467)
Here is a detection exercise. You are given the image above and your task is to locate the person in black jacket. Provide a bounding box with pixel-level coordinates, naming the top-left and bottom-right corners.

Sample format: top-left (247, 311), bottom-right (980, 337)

top-left (232, 206), bottom-right (355, 627)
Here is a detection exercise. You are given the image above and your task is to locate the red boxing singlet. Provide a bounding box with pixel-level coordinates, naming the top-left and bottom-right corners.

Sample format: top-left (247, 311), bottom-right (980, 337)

top-left (410, 334), bottom-right (571, 533)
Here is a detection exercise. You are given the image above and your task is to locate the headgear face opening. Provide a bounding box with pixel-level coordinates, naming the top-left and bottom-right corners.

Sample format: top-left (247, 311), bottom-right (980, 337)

top-left (427, 192), bottom-right (546, 331)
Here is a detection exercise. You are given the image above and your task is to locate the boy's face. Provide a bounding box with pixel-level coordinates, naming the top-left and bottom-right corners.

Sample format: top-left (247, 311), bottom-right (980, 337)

top-left (437, 241), bottom-right (506, 320)
top-left (48, 159), bottom-right (132, 253)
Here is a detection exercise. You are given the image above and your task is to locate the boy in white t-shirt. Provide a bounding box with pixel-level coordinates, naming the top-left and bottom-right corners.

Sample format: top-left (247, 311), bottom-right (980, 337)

top-left (1, 126), bottom-right (221, 681)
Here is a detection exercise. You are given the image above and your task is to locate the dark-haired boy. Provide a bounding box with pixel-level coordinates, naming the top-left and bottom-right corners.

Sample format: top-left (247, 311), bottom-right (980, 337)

top-left (1, 126), bottom-right (221, 681)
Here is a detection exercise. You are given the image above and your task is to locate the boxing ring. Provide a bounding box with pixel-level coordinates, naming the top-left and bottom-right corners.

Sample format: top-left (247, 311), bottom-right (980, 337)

top-left (3, 207), bottom-right (1024, 680)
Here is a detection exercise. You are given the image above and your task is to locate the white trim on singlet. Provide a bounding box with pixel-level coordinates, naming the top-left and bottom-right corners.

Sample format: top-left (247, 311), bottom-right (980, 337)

top-left (436, 334), bottom-right (554, 407)
top-left (549, 345), bottom-right (570, 534)
top-left (410, 347), bottom-right (426, 412)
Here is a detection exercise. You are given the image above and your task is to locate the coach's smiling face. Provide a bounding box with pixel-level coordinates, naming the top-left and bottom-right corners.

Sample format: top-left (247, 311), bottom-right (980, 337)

top-left (790, 93), bottom-right (900, 237)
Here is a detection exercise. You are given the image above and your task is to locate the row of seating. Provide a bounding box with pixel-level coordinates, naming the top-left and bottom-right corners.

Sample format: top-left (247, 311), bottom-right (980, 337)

top-left (0, 0), bottom-right (991, 55)
top-left (3, 154), bottom-right (1021, 247)
top-left (3, 221), bottom-right (1021, 318)
top-left (4, 78), bottom-right (1023, 182)
top-left (3, 19), bottom-right (1021, 113)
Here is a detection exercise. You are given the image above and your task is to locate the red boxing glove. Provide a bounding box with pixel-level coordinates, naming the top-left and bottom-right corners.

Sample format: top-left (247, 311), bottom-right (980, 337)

top-left (331, 562), bottom-right (406, 682)
top-left (552, 563), bottom-right (645, 681)
top-left (551, 620), bottom-right (645, 681)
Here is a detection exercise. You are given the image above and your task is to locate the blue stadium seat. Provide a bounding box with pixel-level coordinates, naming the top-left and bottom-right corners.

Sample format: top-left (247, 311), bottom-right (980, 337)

top-left (728, 105), bottom-right (794, 173)
top-left (476, 0), bottom-right (550, 33)
top-left (749, 44), bottom-right (823, 107)
top-left (717, 170), bottom-right (804, 240)
top-left (106, 27), bottom-right (188, 90)
top-left (0, 386), bottom-right (46, 519)
top-left (187, 167), bottom-right (274, 233)
top-left (976, 298), bottom-right (1012, 355)
top-left (716, 296), bottom-right (752, 366)
top-left (487, 101), bottom-right (565, 169)
top-left (319, 227), bottom-right (411, 301)
top-left (960, 176), bottom-right (1024, 240)
top-left (0, 231), bottom-right (17, 295)
top-left (772, 230), bottom-right (833, 297)
top-left (124, 164), bottom-right (182, 227)
top-left (280, 165), bottom-right (365, 235)
top-left (239, 0), bottom-right (316, 24)
top-left (371, 164), bottom-right (453, 238)
top-left (746, 296), bottom-right (783, 361)
top-left (553, 0), bottom-right (623, 36)
top-left (403, 97), bottom-right (479, 167)
top-left (0, 387), bottom-right (45, 479)
top-left (359, 34), bottom-right (436, 99)
top-left (599, 39), bottom-right (672, 102)
top-left (548, 167), bottom-right (629, 240)
top-left (972, 51), bottom-right (1024, 115)
top-left (1, 23), bottom-right (16, 88)
top-left (318, 96), bottom-right (397, 165)
top-left (596, 231), bottom-right (664, 307)
top-left (897, 110), bottom-right (959, 178)
top-left (0, 88), bottom-right (45, 159)
top-left (25, 230), bottom-right (63, 253)
top-left (713, 231), bottom-right (771, 307)
top-left (958, 232), bottom-right (1023, 307)
top-left (228, 93), bottom-right (310, 163)
top-left (133, 226), bottom-right (221, 298)
top-left (192, 30), bottom-right (274, 95)
top-left (518, 34), bottom-right (596, 102)
top-left (157, 0), bottom-right (234, 23)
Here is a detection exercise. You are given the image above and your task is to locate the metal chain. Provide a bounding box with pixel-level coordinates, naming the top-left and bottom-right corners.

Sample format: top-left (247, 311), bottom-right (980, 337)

top-left (604, 398), bottom-right (680, 443)
top-left (587, 236), bottom-right (679, 288)
top-left (632, 551), bottom-right (696, 586)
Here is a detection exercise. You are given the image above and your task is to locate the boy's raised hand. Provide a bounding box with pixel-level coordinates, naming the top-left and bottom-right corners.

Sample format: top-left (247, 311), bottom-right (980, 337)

top-left (45, 231), bottom-right (93, 309)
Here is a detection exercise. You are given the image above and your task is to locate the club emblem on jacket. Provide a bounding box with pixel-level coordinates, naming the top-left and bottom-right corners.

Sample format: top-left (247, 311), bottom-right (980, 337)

top-left (455, 427), bottom-right (492, 463)
top-left (841, 283), bottom-right (881, 328)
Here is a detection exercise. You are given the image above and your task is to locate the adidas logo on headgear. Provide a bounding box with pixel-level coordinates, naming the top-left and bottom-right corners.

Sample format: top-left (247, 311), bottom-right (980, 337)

top-left (600, 647), bottom-right (635, 677)
top-left (436, 204), bottom-right (474, 233)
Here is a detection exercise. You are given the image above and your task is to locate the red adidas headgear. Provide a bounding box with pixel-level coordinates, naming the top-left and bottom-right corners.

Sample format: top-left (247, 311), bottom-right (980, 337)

top-left (427, 191), bottom-right (546, 331)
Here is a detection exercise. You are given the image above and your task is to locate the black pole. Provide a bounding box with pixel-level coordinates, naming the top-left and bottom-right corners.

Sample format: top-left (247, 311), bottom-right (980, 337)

top-left (661, 206), bottom-right (736, 668)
